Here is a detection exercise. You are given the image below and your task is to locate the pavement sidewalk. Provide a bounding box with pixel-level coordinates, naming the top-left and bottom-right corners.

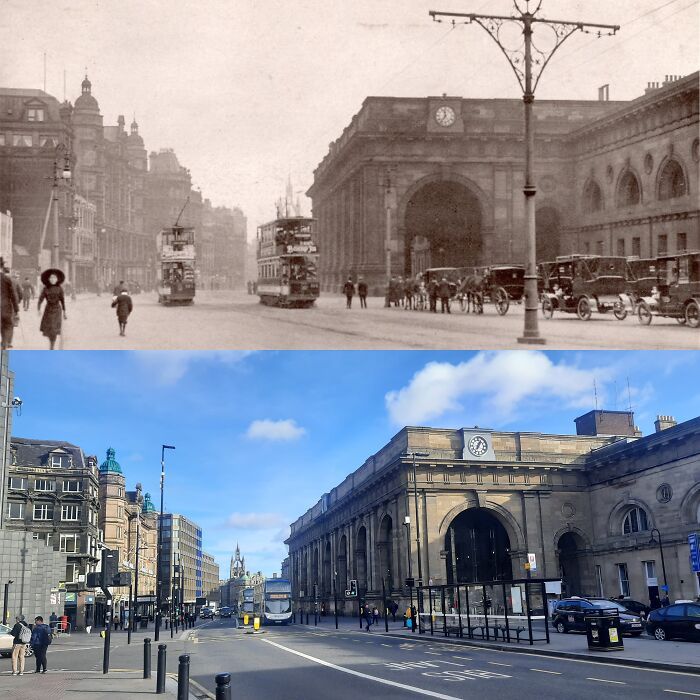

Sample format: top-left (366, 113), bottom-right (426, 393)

top-left (295, 615), bottom-right (700, 673)
top-left (0, 670), bottom-right (191, 700)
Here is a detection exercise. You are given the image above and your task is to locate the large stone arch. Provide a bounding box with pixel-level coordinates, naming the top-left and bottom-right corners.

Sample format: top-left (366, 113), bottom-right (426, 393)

top-left (656, 155), bottom-right (688, 200)
top-left (679, 482), bottom-right (700, 526)
top-left (553, 526), bottom-right (592, 597)
top-left (376, 513), bottom-right (394, 590)
top-left (438, 497), bottom-right (526, 553)
top-left (615, 166), bottom-right (643, 208)
top-left (607, 497), bottom-right (655, 537)
top-left (397, 171), bottom-right (494, 276)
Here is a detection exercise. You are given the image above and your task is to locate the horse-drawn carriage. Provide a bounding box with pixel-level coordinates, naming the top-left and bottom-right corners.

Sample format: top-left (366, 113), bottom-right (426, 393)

top-left (540, 255), bottom-right (628, 321)
top-left (636, 252), bottom-right (700, 327)
top-left (458, 264), bottom-right (525, 315)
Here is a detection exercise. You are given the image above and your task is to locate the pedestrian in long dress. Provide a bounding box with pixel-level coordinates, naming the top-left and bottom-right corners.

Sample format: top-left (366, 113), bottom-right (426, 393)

top-left (111, 290), bottom-right (133, 336)
top-left (37, 269), bottom-right (67, 350)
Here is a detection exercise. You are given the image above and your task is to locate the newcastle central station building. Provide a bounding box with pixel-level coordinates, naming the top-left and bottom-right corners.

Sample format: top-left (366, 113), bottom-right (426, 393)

top-left (286, 410), bottom-right (700, 613)
top-left (307, 72), bottom-right (699, 292)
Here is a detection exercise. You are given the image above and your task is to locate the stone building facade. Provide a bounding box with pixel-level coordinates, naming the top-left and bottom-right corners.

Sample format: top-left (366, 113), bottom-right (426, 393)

top-left (202, 552), bottom-right (221, 602)
top-left (6, 438), bottom-right (101, 629)
top-left (308, 73), bottom-right (699, 293)
top-left (286, 411), bottom-right (700, 614)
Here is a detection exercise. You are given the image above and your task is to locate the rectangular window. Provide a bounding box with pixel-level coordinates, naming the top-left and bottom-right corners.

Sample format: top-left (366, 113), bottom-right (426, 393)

top-left (631, 237), bottom-right (641, 257)
top-left (617, 563), bottom-right (630, 597)
top-left (616, 238), bottom-right (625, 257)
top-left (642, 560), bottom-right (656, 583)
top-left (677, 232), bottom-right (687, 252)
top-left (12, 133), bottom-right (32, 147)
top-left (595, 564), bottom-right (604, 597)
top-left (63, 480), bottom-right (82, 492)
top-left (657, 234), bottom-right (668, 254)
top-left (596, 240), bottom-right (605, 255)
top-left (27, 108), bottom-right (45, 122)
top-left (50, 455), bottom-right (63, 468)
top-left (8, 476), bottom-right (28, 490)
top-left (60, 534), bottom-right (79, 553)
top-left (61, 504), bottom-right (81, 521)
top-left (33, 503), bottom-right (54, 520)
top-left (34, 479), bottom-right (55, 492)
top-left (65, 563), bottom-right (78, 582)
top-left (39, 135), bottom-right (57, 147)
top-left (6, 502), bottom-right (23, 519)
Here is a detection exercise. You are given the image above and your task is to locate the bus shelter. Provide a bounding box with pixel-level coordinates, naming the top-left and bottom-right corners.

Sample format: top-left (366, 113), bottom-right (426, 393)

top-left (416, 578), bottom-right (560, 645)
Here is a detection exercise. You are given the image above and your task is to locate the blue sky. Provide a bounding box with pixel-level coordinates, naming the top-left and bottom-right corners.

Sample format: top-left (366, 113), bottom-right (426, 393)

top-left (8, 350), bottom-right (699, 578)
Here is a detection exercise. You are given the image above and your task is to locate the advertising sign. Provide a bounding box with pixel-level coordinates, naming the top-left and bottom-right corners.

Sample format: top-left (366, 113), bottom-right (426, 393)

top-left (689, 533), bottom-right (700, 573)
top-left (527, 552), bottom-right (538, 572)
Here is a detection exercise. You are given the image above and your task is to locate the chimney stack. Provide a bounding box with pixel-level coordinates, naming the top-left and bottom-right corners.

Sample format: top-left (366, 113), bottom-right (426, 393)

top-left (654, 415), bottom-right (677, 432)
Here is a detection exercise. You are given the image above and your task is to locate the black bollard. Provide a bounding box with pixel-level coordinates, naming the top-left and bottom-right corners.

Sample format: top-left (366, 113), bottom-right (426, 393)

top-left (215, 672), bottom-right (232, 700)
top-left (143, 638), bottom-right (152, 679)
top-left (177, 655), bottom-right (190, 700)
top-left (156, 644), bottom-right (167, 694)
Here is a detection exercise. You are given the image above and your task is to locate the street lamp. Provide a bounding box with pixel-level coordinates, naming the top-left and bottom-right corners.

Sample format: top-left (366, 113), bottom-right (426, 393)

top-left (649, 528), bottom-right (669, 600)
top-left (51, 143), bottom-right (72, 269)
top-left (403, 516), bottom-right (415, 634)
top-left (429, 2), bottom-right (619, 344)
top-left (403, 452), bottom-right (429, 586)
top-left (3, 580), bottom-right (13, 625)
top-left (155, 444), bottom-right (175, 641)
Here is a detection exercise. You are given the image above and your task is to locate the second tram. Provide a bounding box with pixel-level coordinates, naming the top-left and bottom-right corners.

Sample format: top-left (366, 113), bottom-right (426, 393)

top-left (157, 225), bottom-right (196, 305)
top-left (256, 216), bottom-right (319, 307)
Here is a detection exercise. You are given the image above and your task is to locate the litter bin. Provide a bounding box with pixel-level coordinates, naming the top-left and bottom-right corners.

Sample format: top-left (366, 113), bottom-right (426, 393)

top-left (584, 608), bottom-right (624, 651)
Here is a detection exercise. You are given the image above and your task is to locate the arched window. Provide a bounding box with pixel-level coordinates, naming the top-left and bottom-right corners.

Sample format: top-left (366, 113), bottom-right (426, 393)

top-left (622, 506), bottom-right (649, 534)
top-left (583, 180), bottom-right (603, 213)
top-left (617, 171), bottom-right (641, 207)
top-left (657, 159), bottom-right (687, 200)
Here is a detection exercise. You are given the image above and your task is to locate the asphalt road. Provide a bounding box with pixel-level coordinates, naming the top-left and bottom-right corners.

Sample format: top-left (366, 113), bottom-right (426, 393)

top-left (14, 290), bottom-right (699, 350)
top-left (185, 619), bottom-right (700, 700)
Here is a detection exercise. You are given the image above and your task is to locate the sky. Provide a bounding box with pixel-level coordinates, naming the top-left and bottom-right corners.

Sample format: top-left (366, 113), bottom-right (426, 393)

top-left (2, 0), bottom-right (698, 235)
top-left (7, 349), bottom-right (700, 578)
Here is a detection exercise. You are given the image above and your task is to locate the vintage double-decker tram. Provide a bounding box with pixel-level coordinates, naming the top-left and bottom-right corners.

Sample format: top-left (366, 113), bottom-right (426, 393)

top-left (256, 216), bottom-right (320, 307)
top-left (157, 225), bottom-right (196, 305)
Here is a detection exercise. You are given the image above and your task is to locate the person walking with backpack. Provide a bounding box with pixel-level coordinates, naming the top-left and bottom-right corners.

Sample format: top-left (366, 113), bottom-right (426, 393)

top-left (30, 616), bottom-right (51, 673)
top-left (10, 614), bottom-right (32, 675)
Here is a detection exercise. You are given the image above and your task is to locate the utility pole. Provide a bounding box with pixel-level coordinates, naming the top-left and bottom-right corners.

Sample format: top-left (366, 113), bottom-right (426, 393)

top-left (155, 444), bottom-right (175, 641)
top-left (429, 1), bottom-right (619, 344)
top-left (384, 168), bottom-right (396, 305)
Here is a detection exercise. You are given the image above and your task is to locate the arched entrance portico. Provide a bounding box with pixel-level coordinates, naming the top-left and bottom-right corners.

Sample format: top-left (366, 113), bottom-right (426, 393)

top-left (557, 531), bottom-right (587, 597)
top-left (377, 515), bottom-right (394, 591)
top-left (402, 179), bottom-right (483, 276)
top-left (444, 508), bottom-right (513, 584)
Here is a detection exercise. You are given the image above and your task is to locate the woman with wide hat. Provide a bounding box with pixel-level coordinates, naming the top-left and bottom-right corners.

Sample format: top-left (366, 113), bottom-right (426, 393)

top-left (37, 268), bottom-right (67, 349)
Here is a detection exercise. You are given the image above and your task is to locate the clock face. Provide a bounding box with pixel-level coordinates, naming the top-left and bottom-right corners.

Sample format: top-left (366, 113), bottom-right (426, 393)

top-left (468, 435), bottom-right (489, 457)
top-left (435, 105), bottom-right (456, 127)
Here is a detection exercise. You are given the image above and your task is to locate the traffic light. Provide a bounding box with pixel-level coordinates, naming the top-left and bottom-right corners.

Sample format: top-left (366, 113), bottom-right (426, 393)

top-left (349, 579), bottom-right (358, 597)
top-left (86, 572), bottom-right (101, 589)
top-left (111, 571), bottom-right (132, 588)
top-left (102, 549), bottom-right (119, 585)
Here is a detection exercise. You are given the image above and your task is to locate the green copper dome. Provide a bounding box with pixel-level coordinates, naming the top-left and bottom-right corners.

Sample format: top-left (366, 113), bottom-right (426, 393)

top-left (143, 492), bottom-right (156, 512)
top-left (99, 447), bottom-right (122, 474)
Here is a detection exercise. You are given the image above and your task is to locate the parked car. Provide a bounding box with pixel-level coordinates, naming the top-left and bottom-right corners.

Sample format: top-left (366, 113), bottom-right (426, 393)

top-left (645, 602), bottom-right (700, 641)
top-left (200, 608), bottom-right (214, 619)
top-left (219, 607), bottom-right (233, 618)
top-left (610, 597), bottom-right (651, 619)
top-left (0, 623), bottom-right (34, 657)
top-left (552, 597), bottom-right (644, 636)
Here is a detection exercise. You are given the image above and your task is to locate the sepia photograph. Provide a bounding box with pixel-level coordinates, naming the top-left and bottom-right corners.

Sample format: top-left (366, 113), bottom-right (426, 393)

top-left (1, 0), bottom-right (699, 698)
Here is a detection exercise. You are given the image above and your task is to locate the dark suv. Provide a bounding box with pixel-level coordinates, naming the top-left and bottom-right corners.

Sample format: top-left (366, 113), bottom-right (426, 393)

top-left (552, 597), bottom-right (644, 636)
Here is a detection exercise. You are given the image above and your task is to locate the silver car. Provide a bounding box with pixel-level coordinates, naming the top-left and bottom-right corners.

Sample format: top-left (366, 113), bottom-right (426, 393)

top-left (0, 623), bottom-right (34, 657)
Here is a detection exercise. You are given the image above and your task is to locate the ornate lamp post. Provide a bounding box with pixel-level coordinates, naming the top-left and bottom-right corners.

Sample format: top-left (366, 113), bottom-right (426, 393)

top-left (51, 143), bottom-right (72, 269)
top-left (429, 1), bottom-right (619, 344)
top-left (155, 444), bottom-right (175, 641)
top-left (649, 528), bottom-right (669, 599)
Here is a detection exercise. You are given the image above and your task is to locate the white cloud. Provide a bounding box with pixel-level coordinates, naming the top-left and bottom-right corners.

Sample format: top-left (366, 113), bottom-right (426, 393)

top-left (246, 419), bottom-right (306, 441)
top-left (225, 512), bottom-right (287, 530)
top-left (385, 351), bottom-right (615, 425)
top-left (130, 351), bottom-right (253, 384)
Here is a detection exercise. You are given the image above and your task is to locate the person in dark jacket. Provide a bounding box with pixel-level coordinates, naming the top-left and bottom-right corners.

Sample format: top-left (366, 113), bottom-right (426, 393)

top-left (428, 278), bottom-right (439, 313)
top-left (111, 290), bottom-right (134, 336)
top-left (357, 276), bottom-right (368, 308)
top-left (439, 277), bottom-right (451, 313)
top-left (343, 277), bottom-right (355, 309)
top-left (21, 277), bottom-right (35, 311)
top-left (37, 269), bottom-right (66, 350)
top-left (362, 602), bottom-right (373, 631)
top-left (1, 263), bottom-right (20, 349)
top-left (30, 616), bottom-right (51, 673)
top-left (10, 614), bottom-right (31, 675)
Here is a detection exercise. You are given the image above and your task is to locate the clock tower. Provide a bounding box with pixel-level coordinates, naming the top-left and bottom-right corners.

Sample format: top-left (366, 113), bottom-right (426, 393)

top-left (427, 95), bottom-right (464, 134)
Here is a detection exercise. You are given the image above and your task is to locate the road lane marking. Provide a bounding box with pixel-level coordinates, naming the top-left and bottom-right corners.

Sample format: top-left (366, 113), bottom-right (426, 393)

top-left (530, 669), bottom-right (562, 675)
top-left (381, 643), bottom-right (391, 647)
top-left (424, 652), bottom-right (442, 655)
top-left (586, 678), bottom-right (626, 684)
top-left (664, 692), bottom-right (700, 697)
top-left (487, 662), bottom-right (512, 667)
top-left (452, 656), bottom-right (472, 661)
top-left (260, 637), bottom-right (468, 700)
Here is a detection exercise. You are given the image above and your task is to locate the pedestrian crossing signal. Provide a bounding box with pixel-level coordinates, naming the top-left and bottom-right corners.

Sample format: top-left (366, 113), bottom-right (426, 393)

top-left (349, 580), bottom-right (358, 597)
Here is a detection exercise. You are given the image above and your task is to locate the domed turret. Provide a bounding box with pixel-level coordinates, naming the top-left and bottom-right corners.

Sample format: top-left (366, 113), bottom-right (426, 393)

top-left (74, 73), bottom-right (100, 114)
top-left (99, 447), bottom-right (122, 474)
top-left (143, 492), bottom-right (156, 512)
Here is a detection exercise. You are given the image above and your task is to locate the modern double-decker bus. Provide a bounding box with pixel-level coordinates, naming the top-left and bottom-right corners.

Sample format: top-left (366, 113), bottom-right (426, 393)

top-left (255, 578), bottom-right (292, 625)
top-left (239, 587), bottom-right (255, 620)
top-left (256, 216), bottom-right (319, 307)
top-left (157, 225), bottom-right (196, 305)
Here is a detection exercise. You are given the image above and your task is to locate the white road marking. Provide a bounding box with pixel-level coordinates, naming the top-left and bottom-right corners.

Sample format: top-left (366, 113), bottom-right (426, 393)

top-left (261, 637), bottom-right (467, 700)
top-left (586, 678), bottom-right (626, 684)
top-left (424, 652), bottom-right (442, 655)
top-left (451, 656), bottom-right (472, 661)
top-left (664, 692), bottom-right (700, 697)
top-left (530, 669), bottom-right (562, 675)
top-left (487, 662), bottom-right (512, 667)
top-left (381, 643), bottom-right (391, 647)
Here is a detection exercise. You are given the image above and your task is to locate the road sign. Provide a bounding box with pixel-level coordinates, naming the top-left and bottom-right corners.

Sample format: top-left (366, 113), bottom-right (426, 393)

top-left (405, 577), bottom-right (415, 588)
top-left (527, 552), bottom-right (537, 572)
top-left (689, 533), bottom-right (700, 573)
